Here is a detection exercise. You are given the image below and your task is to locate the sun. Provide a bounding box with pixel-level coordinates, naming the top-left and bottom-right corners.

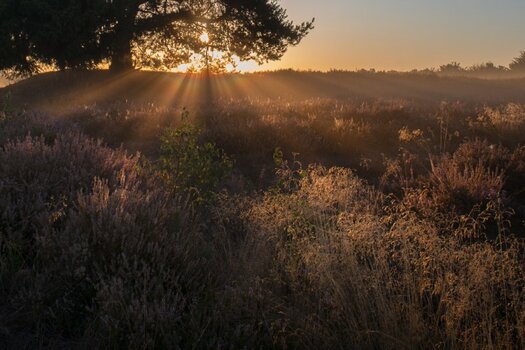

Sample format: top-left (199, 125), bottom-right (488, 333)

top-left (199, 32), bottom-right (210, 44)
top-left (169, 32), bottom-right (260, 73)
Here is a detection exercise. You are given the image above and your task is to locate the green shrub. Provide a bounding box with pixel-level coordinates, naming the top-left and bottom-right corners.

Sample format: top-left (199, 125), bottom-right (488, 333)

top-left (159, 122), bottom-right (232, 203)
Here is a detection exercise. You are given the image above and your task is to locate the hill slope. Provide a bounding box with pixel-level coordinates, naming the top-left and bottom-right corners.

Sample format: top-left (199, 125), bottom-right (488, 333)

top-left (2, 70), bottom-right (525, 113)
top-left (0, 76), bottom-right (8, 88)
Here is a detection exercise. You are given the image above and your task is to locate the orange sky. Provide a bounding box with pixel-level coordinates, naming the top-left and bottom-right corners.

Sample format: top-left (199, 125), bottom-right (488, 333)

top-left (2, 0), bottom-right (525, 78)
top-left (250, 0), bottom-right (525, 72)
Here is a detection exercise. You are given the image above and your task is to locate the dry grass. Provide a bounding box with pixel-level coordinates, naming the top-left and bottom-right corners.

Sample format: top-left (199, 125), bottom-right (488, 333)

top-left (1, 91), bottom-right (525, 348)
top-left (219, 165), bottom-right (525, 349)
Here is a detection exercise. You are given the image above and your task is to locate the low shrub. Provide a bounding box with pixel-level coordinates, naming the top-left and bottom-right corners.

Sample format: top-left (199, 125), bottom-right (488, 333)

top-left (1, 98), bottom-right (525, 349)
top-left (159, 122), bottom-right (233, 203)
top-left (0, 132), bottom-right (217, 348)
top-left (218, 165), bottom-right (525, 349)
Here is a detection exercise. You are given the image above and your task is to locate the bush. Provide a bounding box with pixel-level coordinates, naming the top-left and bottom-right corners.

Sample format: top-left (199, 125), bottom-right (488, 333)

top-left (218, 165), bottom-right (525, 349)
top-left (2, 98), bottom-right (525, 349)
top-left (159, 122), bottom-right (232, 203)
top-left (0, 132), bottom-right (217, 348)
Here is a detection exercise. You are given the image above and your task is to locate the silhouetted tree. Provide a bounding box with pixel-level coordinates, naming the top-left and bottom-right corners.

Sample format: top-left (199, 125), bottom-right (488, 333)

top-left (439, 61), bottom-right (464, 74)
top-left (0, 0), bottom-right (313, 76)
top-left (468, 62), bottom-right (508, 74)
top-left (0, 0), bottom-right (107, 78)
top-left (0, 1), bottom-right (33, 77)
top-left (510, 51), bottom-right (525, 71)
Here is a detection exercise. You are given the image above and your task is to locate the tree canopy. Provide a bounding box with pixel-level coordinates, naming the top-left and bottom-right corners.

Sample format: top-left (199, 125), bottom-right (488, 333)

top-left (0, 0), bottom-right (314, 77)
top-left (510, 51), bottom-right (525, 72)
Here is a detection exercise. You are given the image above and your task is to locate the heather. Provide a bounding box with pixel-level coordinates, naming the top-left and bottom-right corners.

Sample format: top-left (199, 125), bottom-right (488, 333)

top-left (1, 83), bottom-right (525, 348)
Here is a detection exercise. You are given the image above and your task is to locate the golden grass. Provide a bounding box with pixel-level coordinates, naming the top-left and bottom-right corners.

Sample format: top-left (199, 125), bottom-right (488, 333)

top-left (1, 88), bottom-right (525, 348)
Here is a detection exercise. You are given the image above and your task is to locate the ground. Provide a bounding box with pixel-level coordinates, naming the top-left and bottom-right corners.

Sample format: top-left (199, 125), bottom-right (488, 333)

top-left (1, 70), bottom-right (524, 349)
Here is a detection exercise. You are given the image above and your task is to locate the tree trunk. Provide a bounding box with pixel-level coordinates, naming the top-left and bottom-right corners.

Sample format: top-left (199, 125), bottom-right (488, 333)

top-left (110, 38), bottom-right (133, 72)
top-left (109, 6), bottom-right (137, 72)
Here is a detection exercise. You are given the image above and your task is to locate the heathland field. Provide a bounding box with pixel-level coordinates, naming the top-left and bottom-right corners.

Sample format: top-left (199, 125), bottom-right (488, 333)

top-left (1, 71), bottom-right (525, 348)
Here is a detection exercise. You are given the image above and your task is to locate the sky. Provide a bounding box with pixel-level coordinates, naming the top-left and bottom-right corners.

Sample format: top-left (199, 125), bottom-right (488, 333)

top-left (254, 0), bottom-right (525, 72)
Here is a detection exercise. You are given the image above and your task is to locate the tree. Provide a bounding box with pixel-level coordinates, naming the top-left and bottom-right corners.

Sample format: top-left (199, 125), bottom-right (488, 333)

top-left (439, 61), bottom-right (464, 74)
top-left (0, 0), bottom-right (314, 76)
top-left (468, 62), bottom-right (508, 73)
top-left (510, 51), bottom-right (525, 71)
top-left (0, 1), bottom-right (35, 77)
top-left (0, 0), bottom-right (108, 77)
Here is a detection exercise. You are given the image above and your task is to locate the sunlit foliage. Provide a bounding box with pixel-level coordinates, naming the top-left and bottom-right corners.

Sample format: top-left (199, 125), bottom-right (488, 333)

top-left (0, 0), bottom-right (314, 76)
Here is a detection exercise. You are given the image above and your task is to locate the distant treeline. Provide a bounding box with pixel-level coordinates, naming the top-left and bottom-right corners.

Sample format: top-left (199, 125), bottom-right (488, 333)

top-left (278, 51), bottom-right (525, 79)
top-left (434, 51), bottom-right (525, 78)
top-left (1, 51), bottom-right (525, 87)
